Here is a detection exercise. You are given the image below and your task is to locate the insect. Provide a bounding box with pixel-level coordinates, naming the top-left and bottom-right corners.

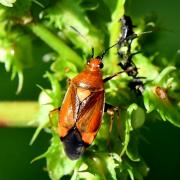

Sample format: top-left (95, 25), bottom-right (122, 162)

top-left (117, 15), bottom-right (146, 95)
top-left (51, 15), bottom-right (150, 160)
top-left (51, 47), bottom-right (122, 160)
top-left (118, 15), bottom-right (139, 77)
top-left (128, 77), bottom-right (145, 95)
top-left (118, 15), bottom-right (151, 53)
top-left (118, 52), bottom-right (139, 77)
top-left (118, 15), bottom-right (137, 53)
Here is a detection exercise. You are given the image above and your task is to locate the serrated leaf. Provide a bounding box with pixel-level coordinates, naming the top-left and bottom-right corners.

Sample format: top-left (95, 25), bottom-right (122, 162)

top-left (143, 86), bottom-right (180, 127)
top-left (118, 160), bottom-right (145, 180)
top-left (133, 54), bottom-right (159, 79)
top-left (143, 88), bottom-right (155, 112)
top-left (72, 150), bottom-right (118, 180)
top-left (29, 90), bottom-right (53, 145)
top-left (118, 161), bottom-right (135, 180)
top-left (30, 72), bottom-right (61, 144)
top-left (120, 103), bottom-right (144, 161)
top-left (83, 157), bottom-right (103, 178)
top-left (44, 72), bottom-right (62, 107)
top-left (51, 58), bottom-right (78, 80)
top-left (0, 0), bottom-right (16, 7)
top-left (33, 133), bottom-right (76, 180)
top-left (0, 33), bottom-right (34, 93)
top-left (46, 134), bottom-right (76, 180)
top-left (44, 0), bottom-right (103, 54)
top-left (0, 45), bottom-right (24, 93)
top-left (105, 154), bottom-right (119, 180)
top-left (154, 66), bottom-right (176, 85)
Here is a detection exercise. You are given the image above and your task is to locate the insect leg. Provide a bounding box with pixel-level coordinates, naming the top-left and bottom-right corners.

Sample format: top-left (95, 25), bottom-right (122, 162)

top-left (104, 103), bottom-right (120, 132)
top-left (103, 71), bottom-right (124, 82)
top-left (67, 78), bottom-right (71, 86)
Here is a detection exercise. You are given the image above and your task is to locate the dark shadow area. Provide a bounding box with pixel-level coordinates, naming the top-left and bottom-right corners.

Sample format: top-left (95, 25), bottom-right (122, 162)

top-left (0, 128), bottom-right (50, 180)
top-left (140, 121), bottom-right (180, 180)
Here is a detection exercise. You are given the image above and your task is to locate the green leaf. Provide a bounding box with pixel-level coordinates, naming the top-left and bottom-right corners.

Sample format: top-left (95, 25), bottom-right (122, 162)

top-left (79, 152), bottom-right (118, 180)
top-left (126, 132), bottom-right (140, 162)
top-left (118, 160), bottom-right (147, 180)
top-left (46, 134), bottom-right (76, 180)
top-left (108, 0), bottom-right (125, 71)
top-left (0, 36), bottom-right (26, 93)
top-left (2, 0), bottom-right (32, 18)
top-left (32, 133), bottom-right (77, 180)
top-left (43, 0), bottom-right (103, 54)
top-left (120, 104), bottom-right (144, 162)
top-left (154, 66), bottom-right (176, 86)
top-left (30, 72), bottom-right (61, 144)
top-left (51, 58), bottom-right (78, 80)
top-left (44, 72), bottom-right (62, 107)
top-left (133, 54), bottom-right (159, 79)
top-left (29, 23), bottom-right (83, 69)
top-left (0, 0), bottom-right (16, 7)
top-left (15, 71), bottom-right (23, 94)
top-left (80, 0), bottom-right (99, 11)
top-left (83, 157), bottom-right (105, 179)
top-left (118, 160), bottom-right (135, 180)
top-left (143, 65), bottom-right (180, 127)
top-left (143, 86), bottom-right (180, 127)
top-left (29, 90), bottom-right (53, 145)
top-left (131, 106), bottom-right (145, 129)
top-left (120, 103), bottom-right (135, 157)
top-left (103, 0), bottom-right (120, 13)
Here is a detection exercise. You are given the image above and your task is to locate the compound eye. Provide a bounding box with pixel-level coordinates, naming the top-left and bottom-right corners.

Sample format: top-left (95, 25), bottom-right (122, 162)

top-left (99, 62), bottom-right (104, 69)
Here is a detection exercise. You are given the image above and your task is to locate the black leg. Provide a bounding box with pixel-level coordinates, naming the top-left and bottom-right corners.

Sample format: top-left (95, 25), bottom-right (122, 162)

top-left (103, 71), bottom-right (124, 83)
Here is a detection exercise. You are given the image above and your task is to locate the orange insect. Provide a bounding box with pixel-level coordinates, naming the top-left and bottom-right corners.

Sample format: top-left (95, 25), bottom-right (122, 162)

top-left (52, 47), bottom-right (121, 160)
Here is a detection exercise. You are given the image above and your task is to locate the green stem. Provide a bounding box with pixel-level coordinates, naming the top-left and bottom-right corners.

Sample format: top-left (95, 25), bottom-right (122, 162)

top-left (0, 101), bottom-right (39, 127)
top-left (29, 23), bottom-right (82, 68)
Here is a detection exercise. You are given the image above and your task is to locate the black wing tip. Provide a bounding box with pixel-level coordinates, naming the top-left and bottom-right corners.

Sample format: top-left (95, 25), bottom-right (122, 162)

top-left (61, 127), bottom-right (88, 160)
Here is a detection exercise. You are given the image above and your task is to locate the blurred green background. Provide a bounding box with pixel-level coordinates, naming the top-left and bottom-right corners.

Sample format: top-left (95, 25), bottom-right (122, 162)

top-left (0, 0), bottom-right (180, 179)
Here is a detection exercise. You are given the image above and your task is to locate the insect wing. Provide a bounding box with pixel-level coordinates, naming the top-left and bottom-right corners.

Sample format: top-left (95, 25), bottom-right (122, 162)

top-left (76, 90), bottom-right (105, 144)
top-left (58, 84), bottom-right (77, 138)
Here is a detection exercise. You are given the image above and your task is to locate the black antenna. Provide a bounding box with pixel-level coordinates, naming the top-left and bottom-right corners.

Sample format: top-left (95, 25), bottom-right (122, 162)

top-left (70, 26), bottom-right (95, 61)
top-left (101, 42), bottom-right (118, 59)
top-left (70, 26), bottom-right (87, 40)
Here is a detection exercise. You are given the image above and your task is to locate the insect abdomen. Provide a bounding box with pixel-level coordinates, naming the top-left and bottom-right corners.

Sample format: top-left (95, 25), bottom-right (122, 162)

top-left (61, 127), bottom-right (86, 160)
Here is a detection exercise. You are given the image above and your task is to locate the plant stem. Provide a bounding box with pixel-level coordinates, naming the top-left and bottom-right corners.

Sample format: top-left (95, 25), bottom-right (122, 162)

top-left (0, 101), bottom-right (39, 127)
top-left (29, 23), bottom-right (82, 68)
